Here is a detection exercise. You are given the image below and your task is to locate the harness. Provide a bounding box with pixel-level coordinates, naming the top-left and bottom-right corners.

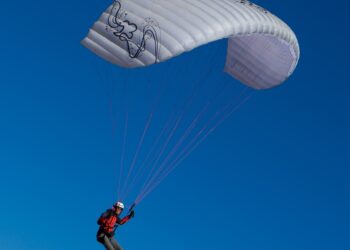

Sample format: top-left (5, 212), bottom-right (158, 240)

top-left (98, 209), bottom-right (119, 234)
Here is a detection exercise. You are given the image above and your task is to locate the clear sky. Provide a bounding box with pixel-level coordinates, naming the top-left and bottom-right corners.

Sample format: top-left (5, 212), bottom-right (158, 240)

top-left (1, 0), bottom-right (349, 250)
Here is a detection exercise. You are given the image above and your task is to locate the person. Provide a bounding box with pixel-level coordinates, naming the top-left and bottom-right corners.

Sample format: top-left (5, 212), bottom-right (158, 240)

top-left (97, 201), bottom-right (135, 250)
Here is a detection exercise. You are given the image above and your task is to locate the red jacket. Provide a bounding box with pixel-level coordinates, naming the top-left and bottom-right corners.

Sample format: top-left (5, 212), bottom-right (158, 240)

top-left (98, 208), bottom-right (131, 235)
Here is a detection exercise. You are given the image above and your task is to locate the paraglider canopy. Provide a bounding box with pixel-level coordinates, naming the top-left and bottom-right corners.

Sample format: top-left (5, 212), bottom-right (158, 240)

top-left (82, 0), bottom-right (299, 89)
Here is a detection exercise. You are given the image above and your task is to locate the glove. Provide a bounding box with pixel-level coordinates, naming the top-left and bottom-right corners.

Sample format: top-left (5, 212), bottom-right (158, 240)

top-left (129, 210), bottom-right (135, 218)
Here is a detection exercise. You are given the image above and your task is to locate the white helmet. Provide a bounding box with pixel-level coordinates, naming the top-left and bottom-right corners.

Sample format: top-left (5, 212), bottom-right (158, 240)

top-left (114, 201), bottom-right (125, 209)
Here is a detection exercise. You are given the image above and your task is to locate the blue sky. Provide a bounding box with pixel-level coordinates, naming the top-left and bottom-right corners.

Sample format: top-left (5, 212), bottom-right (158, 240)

top-left (1, 0), bottom-right (349, 250)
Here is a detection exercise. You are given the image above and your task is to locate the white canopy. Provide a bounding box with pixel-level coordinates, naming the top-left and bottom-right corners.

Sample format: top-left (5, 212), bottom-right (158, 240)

top-left (82, 0), bottom-right (300, 89)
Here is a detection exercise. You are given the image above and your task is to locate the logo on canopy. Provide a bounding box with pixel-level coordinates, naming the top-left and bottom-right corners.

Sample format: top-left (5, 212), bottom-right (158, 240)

top-left (106, 0), bottom-right (160, 63)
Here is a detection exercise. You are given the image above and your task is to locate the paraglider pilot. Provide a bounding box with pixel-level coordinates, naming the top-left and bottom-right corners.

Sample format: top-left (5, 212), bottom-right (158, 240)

top-left (97, 202), bottom-right (135, 250)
